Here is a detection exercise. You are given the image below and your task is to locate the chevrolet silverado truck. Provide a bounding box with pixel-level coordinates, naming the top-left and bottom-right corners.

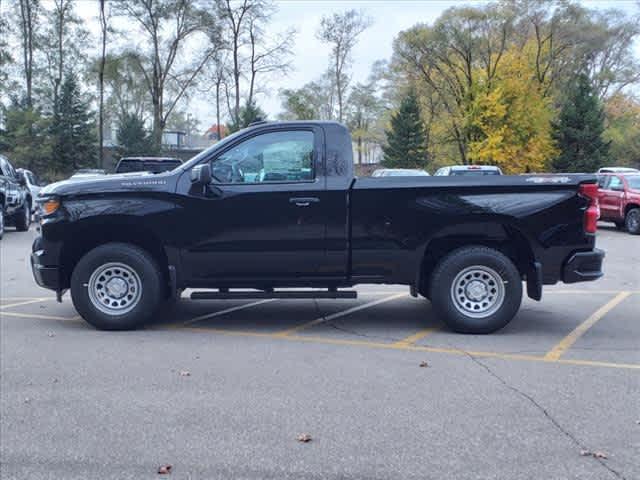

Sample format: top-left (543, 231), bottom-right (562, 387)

top-left (31, 121), bottom-right (604, 333)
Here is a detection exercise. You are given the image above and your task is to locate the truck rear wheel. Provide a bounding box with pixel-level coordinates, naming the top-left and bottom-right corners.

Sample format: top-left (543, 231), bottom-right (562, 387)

top-left (70, 243), bottom-right (163, 330)
top-left (429, 246), bottom-right (522, 334)
top-left (626, 208), bottom-right (640, 235)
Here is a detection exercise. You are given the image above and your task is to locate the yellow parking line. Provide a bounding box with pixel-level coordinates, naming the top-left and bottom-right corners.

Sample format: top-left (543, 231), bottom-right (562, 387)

top-left (172, 325), bottom-right (640, 370)
top-left (0, 311), bottom-right (80, 321)
top-left (274, 293), bottom-right (407, 337)
top-left (179, 299), bottom-right (276, 327)
top-left (544, 291), bottom-right (631, 361)
top-left (391, 327), bottom-right (440, 347)
top-left (0, 298), bottom-right (51, 310)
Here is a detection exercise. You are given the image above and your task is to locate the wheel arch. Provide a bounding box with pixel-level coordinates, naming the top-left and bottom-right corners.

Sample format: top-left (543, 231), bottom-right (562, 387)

top-left (624, 203), bottom-right (640, 215)
top-left (59, 218), bottom-right (171, 295)
top-left (415, 222), bottom-right (536, 298)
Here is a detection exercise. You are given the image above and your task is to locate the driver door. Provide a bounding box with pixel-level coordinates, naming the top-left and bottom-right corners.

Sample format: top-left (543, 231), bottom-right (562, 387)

top-left (179, 126), bottom-right (328, 285)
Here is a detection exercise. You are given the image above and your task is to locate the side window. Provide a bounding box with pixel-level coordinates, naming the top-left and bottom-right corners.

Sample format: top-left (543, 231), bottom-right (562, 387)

top-left (0, 157), bottom-right (8, 177)
top-left (608, 176), bottom-right (624, 191)
top-left (4, 158), bottom-right (17, 179)
top-left (597, 176), bottom-right (609, 188)
top-left (211, 130), bottom-right (314, 184)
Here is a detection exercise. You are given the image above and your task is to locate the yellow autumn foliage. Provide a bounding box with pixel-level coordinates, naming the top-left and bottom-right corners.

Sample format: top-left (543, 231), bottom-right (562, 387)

top-left (467, 46), bottom-right (558, 174)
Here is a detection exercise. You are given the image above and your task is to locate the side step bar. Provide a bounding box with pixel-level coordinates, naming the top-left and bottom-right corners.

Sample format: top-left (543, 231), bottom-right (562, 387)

top-left (190, 290), bottom-right (358, 300)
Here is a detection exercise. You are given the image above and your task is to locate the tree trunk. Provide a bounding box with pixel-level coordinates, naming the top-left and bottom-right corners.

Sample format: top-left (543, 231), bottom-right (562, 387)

top-left (215, 80), bottom-right (221, 140)
top-left (98, 0), bottom-right (106, 168)
top-left (19, 0), bottom-right (34, 108)
top-left (357, 135), bottom-right (362, 165)
top-left (152, 94), bottom-right (162, 151)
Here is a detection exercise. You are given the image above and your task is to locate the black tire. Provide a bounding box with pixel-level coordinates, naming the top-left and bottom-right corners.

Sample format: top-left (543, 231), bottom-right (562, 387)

top-left (0, 204), bottom-right (4, 240)
top-left (429, 246), bottom-right (523, 334)
top-left (14, 200), bottom-right (31, 231)
top-left (70, 243), bottom-right (163, 330)
top-left (614, 221), bottom-right (626, 231)
top-left (625, 208), bottom-right (640, 235)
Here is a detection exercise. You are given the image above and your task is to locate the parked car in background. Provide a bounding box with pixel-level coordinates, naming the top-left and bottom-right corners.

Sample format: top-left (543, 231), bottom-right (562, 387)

top-left (17, 168), bottom-right (45, 211)
top-left (70, 169), bottom-right (107, 181)
top-left (597, 173), bottom-right (640, 235)
top-left (115, 157), bottom-right (182, 174)
top-left (597, 167), bottom-right (639, 174)
top-left (371, 168), bottom-right (430, 177)
top-left (434, 165), bottom-right (503, 176)
top-left (0, 154), bottom-right (32, 239)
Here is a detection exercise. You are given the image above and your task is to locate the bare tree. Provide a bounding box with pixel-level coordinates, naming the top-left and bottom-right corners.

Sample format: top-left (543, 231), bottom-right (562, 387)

top-left (98, 0), bottom-right (108, 167)
top-left (117, 0), bottom-right (213, 149)
top-left (246, 16), bottom-right (294, 106)
top-left (17, 0), bottom-right (39, 107)
top-left (216, 0), bottom-right (270, 126)
top-left (316, 9), bottom-right (372, 123)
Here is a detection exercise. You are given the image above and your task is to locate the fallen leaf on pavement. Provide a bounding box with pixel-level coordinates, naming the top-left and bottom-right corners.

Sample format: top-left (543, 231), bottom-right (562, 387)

top-left (580, 450), bottom-right (608, 459)
top-left (157, 464), bottom-right (172, 474)
top-left (179, 370), bottom-right (190, 377)
top-left (419, 361), bottom-right (429, 368)
top-left (24, 397), bottom-right (31, 404)
top-left (297, 434), bottom-right (312, 443)
top-left (47, 332), bottom-right (55, 337)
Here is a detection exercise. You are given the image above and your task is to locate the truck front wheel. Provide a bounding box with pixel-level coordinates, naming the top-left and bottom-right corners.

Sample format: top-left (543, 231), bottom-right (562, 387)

top-left (70, 243), bottom-right (163, 330)
top-left (14, 200), bottom-right (31, 231)
top-left (429, 246), bottom-right (522, 334)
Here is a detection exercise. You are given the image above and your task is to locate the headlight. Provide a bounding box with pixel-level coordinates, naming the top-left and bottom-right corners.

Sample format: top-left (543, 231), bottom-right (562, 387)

top-left (39, 197), bottom-right (60, 216)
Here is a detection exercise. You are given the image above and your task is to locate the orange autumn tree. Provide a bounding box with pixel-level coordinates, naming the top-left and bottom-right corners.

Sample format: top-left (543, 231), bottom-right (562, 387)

top-left (467, 46), bottom-right (558, 174)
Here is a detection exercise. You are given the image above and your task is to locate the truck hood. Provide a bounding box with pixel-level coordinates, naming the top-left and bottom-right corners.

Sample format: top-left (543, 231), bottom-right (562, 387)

top-left (40, 171), bottom-right (177, 197)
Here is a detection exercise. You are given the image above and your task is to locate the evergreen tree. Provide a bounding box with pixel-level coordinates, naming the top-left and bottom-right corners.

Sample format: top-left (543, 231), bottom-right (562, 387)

top-left (552, 73), bottom-right (610, 173)
top-left (228, 99), bottom-right (267, 133)
top-left (382, 89), bottom-right (427, 168)
top-left (116, 113), bottom-right (155, 159)
top-left (50, 73), bottom-right (97, 175)
top-left (0, 100), bottom-right (51, 175)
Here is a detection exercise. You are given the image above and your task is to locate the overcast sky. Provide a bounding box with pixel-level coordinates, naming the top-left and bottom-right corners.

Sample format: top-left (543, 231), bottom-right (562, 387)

top-left (72, 0), bottom-right (640, 130)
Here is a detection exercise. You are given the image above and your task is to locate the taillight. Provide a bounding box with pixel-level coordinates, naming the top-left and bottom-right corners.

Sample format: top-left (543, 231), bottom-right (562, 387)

top-left (579, 183), bottom-right (600, 234)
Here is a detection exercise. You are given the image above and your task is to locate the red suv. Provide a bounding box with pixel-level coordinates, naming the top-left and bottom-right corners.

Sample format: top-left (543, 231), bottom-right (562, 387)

top-left (597, 173), bottom-right (640, 235)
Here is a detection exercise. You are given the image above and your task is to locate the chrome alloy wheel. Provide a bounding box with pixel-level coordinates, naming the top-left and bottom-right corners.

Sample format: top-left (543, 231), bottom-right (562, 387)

top-left (450, 265), bottom-right (506, 318)
top-left (87, 262), bottom-right (142, 315)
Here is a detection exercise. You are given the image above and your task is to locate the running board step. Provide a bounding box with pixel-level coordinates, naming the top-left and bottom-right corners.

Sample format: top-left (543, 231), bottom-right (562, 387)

top-left (190, 290), bottom-right (358, 300)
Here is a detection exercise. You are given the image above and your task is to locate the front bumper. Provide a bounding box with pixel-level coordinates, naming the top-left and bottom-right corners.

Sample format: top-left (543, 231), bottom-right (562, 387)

top-left (562, 248), bottom-right (605, 283)
top-left (31, 236), bottom-right (62, 291)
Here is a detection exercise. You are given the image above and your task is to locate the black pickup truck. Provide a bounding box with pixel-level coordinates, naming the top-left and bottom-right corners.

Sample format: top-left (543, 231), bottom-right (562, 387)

top-left (1, 154), bottom-right (32, 239)
top-left (31, 121), bottom-right (604, 332)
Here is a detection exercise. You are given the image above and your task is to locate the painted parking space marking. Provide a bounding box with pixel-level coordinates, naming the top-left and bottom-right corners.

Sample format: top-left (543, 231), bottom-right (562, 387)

top-left (544, 291), bottom-right (631, 361)
top-left (0, 311), bottom-right (81, 321)
top-left (174, 324), bottom-right (640, 370)
top-left (391, 327), bottom-right (440, 347)
top-left (0, 298), bottom-right (51, 310)
top-left (3, 290), bottom-right (639, 370)
top-left (179, 299), bottom-right (276, 327)
top-left (274, 293), bottom-right (407, 337)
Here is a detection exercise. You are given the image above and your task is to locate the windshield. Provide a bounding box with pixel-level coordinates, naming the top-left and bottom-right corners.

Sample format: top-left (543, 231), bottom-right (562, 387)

top-left (451, 170), bottom-right (501, 176)
top-left (180, 129), bottom-right (247, 170)
top-left (116, 159), bottom-right (182, 174)
top-left (627, 176), bottom-right (640, 190)
top-left (386, 170), bottom-right (429, 176)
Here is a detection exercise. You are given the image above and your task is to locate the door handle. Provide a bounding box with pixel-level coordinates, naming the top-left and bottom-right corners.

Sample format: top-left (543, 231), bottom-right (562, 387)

top-left (289, 197), bottom-right (320, 207)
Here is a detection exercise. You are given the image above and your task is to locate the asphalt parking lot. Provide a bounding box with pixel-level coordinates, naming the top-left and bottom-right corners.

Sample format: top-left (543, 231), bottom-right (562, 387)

top-left (1, 225), bottom-right (639, 479)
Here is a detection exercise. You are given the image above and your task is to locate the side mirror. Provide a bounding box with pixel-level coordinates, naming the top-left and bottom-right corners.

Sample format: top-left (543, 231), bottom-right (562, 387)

top-left (191, 163), bottom-right (212, 185)
top-left (17, 172), bottom-right (27, 186)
